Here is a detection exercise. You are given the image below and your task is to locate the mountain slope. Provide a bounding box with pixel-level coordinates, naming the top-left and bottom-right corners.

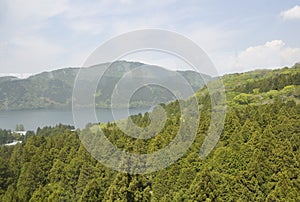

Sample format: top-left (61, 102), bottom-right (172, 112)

top-left (0, 61), bottom-right (211, 110)
top-left (0, 65), bottom-right (299, 201)
top-left (195, 63), bottom-right (300, 106)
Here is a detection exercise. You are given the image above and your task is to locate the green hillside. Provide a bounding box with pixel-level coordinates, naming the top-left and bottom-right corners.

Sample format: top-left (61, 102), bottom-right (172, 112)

top-left (0, 61), bottom-right (210, 110)
top-left (195, 63), bottom-right (300, 106)
top-left (0, 65), bottom-right (299, 201)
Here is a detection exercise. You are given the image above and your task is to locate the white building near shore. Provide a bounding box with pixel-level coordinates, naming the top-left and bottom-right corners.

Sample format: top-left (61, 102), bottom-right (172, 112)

top-left (5, 141), bottom-right (22, 146)
top-left (13, 131), bottom-right (27, 136)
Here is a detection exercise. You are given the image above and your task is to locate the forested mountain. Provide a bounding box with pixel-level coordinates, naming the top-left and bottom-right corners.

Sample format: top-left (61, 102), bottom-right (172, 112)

top-left (0, 61), bottom-right (210, 110)
top-left (0, 64), bottom-right (299, 201)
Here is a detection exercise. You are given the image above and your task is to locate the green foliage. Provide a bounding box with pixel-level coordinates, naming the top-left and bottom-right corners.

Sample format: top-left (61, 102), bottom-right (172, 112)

top-left (0, 99), bottom-right (298, 201)
top-left (0, 129), bottom-right (14, 145)
top-left (281, 85), bottom-right (296, 96)
top-left (233, 93), bottom-right (252, 104)
top-left (0, 65), bottom-right (299, 201)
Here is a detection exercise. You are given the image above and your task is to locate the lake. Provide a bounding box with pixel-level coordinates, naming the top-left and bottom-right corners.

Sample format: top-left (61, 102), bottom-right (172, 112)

top-left (0, 108), bottom-right (149, 131)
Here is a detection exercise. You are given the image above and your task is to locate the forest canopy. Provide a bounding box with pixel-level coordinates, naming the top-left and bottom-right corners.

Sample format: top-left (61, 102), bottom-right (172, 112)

top-left (0, 64), bottom-right (299, 201)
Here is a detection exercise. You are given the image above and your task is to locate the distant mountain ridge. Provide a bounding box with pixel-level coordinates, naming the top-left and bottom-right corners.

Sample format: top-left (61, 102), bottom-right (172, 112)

top-left (0, 61), bottom-right (211, 111)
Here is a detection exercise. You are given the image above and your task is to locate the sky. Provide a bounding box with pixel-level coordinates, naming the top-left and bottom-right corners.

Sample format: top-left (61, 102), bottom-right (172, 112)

top-left (0, 0), bottom-right (300, 77)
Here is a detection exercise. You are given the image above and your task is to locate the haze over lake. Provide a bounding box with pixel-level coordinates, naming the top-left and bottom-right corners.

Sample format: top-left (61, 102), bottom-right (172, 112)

top-left (0, 108), bottom-right (149, 131)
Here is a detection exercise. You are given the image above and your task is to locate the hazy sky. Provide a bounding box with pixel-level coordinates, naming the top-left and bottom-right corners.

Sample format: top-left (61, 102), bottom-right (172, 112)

top-left (0, 0), bottom-right (300, 77)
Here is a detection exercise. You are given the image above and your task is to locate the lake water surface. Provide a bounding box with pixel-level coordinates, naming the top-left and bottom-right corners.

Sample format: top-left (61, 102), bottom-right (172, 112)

top-left (0, 108), bottom-right (149, 131)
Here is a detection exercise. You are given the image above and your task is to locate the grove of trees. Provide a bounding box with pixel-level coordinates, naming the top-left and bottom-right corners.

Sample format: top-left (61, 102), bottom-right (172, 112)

top-left (0, 64), bottom-right (299, 201)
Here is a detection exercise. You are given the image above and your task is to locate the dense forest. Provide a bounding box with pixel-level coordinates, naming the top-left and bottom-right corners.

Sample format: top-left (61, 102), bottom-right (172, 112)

top-left (0, 64), bottom-right (299, 201)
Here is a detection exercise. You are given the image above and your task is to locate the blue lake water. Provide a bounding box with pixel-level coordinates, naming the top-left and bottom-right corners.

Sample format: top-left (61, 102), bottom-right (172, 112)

top-left (0, 108), bottom-right (149, 131)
